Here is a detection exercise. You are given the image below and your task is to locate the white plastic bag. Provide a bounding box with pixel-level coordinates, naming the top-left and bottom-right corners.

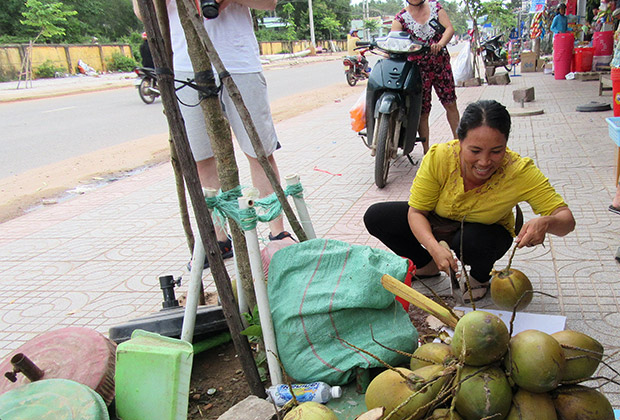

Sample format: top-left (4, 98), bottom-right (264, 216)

top-left (453, 41), bottom-right (474, 83)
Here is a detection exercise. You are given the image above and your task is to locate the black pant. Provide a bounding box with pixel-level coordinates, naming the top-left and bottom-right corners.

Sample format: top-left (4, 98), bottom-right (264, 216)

top-left (363, 202), bottom-right (513, 282)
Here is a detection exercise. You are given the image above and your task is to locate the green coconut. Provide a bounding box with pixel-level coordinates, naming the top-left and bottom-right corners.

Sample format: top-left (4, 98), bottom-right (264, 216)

top-left (365, 365), bottom-right (448, 420)
top-left (505, 329), bottom-right (566, 393)
top-left (490, 268), bottom-right (533, 311)
top-left (283, 401), bottom-right (338, 420)
top-left (552, 330), bottom-right (604, 382)
top-left (428, 408), bottom-right (464, 419)
top-left (454, 365), bottom-right (513, 420)
top-left (410, 342), bottom-right (454, 371)
top-left (506, 388), bottom-right (557, 420)
top-left (450, 310), bottom-right (510, 366)
top-left (552, 385), bottom-right (614, 420)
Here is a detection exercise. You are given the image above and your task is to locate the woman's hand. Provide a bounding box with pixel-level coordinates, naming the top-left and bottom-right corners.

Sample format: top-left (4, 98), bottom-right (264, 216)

top-left (516, 217), bottom-right (549, 247)
top-left (430, 42), bottom-right (444, 55)
top-left (516, 206), bottom-right (575, 248)
top-left (429, 242), bottom-right (459, 274)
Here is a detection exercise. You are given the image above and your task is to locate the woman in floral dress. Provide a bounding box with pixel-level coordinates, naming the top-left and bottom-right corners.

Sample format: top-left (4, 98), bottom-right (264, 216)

top-left (392, 0), bottom-right (459, 153)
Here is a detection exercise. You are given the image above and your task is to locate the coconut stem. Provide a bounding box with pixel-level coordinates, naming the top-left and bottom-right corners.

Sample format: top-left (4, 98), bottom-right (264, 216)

top-left (505, 243), bottom-right (519, 272)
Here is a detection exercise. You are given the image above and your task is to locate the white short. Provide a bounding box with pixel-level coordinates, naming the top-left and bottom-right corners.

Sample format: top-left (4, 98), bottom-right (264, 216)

top-left (174, 71), bottom-right (279, 161)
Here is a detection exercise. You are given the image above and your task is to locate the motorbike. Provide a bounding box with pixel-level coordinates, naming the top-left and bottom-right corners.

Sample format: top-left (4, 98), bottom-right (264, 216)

top-left (134, 67), bottom-right (160, 104)
top-left (356, 32), bottom-right (426, 188)
top-left (343, 48), bottom-right (370, 86)
top-left (480, 34), bottom-right (512, 72)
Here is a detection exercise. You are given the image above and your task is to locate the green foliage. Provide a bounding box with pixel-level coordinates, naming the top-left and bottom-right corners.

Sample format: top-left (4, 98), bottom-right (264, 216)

top-left (106, 52), bottom-right (137, 72)
top-left (319, 16), bottom-right (341, 40)
top-left (481, 0), bottom-right (517, 33)
top-left (351, 0), bottom-right (405, 18)
top-left (34, 59), bottom-right (66, 78)
top-left (0, 0), bottom-right (141, 43)
top-left (443, 1), bottom-right (469, 36)
top-left (241, 306), bottom-right (267, 382)
top-left (276, 0), bottom-right (351, 40)
top-left (20, 0), bottom-right (78, 43)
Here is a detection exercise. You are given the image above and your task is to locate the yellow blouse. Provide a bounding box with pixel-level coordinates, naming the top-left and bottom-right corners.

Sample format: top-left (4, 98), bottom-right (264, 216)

top-left (408, 140), bottom-right (568, 236)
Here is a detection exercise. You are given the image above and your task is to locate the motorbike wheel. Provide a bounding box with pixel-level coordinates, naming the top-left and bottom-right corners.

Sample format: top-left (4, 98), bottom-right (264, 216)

top-left (374, 113), bottom-right (396, 189)
top-left (346, 70), bottom-right (358, 87)
top-left (138, 77), bottom-right (157, 104)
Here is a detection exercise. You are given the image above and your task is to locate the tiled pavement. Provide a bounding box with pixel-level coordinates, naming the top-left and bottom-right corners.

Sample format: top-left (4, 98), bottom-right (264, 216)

top-left (2, 67), bottom-right (620, 405)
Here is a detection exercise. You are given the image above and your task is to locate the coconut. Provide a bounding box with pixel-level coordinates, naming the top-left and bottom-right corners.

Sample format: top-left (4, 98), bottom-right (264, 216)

top-left (365, 365), bottom-right (448, 420)
top-left (552, 385), bottom-right (614, 420)
top-left (454, 365), bottom-right (512, 420)
top-left (450, 310), bottom-right (510, 366)
top-left (551, 330), bottom-right (604, 382)
top-left (283, 401), bottom-right (338, 420)
top-left (505, 329), bottom-right (566, 393)
top-left (428, 408), bottom-right (464, 419)
top-left (506, 388), bottom-right (557, 420)
top-left (410, 342), bottom-right (454, 371)
top-left (490, 268), bottom-right (533, 311)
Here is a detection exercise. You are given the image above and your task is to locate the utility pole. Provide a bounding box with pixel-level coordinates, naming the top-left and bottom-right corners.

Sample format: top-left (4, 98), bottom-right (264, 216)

top-left (363, 0), bottom-right (369, 40)
top-left (308, 0), bottom-right (316, 54)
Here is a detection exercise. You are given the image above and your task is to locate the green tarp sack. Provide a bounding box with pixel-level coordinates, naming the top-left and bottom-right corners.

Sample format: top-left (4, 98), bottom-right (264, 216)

top-left (267, 238), bottom-right (418, 385)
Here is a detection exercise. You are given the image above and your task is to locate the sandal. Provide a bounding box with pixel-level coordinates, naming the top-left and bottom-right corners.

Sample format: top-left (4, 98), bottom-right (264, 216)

top-left (460, 276), bottom-right (490, 303)
top-left (186, 238), bottom-right (234, 271)
top-left (462, 283), bottom-right (489, 303)
top-left (269, 231), bottom-right (297, 242)
top-left (609, 205), bottom-right (620, 216)
top-left (415, 272), bottom-right (441, 279)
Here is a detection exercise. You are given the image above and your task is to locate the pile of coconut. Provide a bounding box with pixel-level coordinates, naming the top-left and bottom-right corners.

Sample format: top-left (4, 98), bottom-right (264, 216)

top-left (282, 249), bottom-right (615, 420)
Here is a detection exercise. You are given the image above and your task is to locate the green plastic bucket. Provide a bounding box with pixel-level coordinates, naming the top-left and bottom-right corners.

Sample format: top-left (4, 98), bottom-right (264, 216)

top-left (115, 329), bottom-right (194, 420)
top-left (0, 378), bottom-right (109, 420)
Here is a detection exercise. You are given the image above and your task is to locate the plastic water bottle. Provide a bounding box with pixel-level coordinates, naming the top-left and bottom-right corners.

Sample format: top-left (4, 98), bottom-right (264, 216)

top-left (265, 382), bottom-right (342, 407)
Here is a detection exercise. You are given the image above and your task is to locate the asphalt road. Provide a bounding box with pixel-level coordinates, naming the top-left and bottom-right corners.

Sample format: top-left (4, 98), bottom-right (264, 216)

top-left (0, 58), bottom-right (350, 179)
top-left (0, 44), bottom-right (461, 180)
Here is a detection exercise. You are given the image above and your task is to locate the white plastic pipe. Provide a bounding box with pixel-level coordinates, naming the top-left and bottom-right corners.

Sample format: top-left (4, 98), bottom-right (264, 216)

top-left (181, 229), bottom-right (205, 343)
top-left (239, 196), bottom-right (283, 385)
top-left (285, 174), bottom-right (316, 239)
top-left (203, 188), bottom-right (246, 315)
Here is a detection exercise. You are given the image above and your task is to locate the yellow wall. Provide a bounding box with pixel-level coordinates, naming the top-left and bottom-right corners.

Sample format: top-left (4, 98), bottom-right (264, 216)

top-left (0, 40), bottom-right (345, 80)
top-left (0, 44), bottom-right (133, 80)
top-left (259, 40), bottom-right (346, 55)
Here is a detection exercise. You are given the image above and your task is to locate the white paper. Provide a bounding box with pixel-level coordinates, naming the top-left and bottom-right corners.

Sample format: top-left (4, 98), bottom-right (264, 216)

top-left (451, 307), bottom-right (566, 336)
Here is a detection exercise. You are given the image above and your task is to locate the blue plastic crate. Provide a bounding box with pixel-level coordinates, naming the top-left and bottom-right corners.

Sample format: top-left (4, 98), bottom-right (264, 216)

top-left (606, 117), bottom-right (620, 147)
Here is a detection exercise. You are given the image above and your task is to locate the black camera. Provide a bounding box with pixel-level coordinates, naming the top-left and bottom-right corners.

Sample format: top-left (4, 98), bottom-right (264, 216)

top-left (200, 0), bottom-right (219, 19)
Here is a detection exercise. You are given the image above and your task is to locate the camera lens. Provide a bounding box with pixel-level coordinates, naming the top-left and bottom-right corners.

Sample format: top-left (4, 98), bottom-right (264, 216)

top-left (201, 0), bottom-right (219, 19)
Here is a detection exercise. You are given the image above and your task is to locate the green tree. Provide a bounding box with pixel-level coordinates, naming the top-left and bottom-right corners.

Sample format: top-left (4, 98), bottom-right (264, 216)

top-left (443, 1), bottom-right (469, 36)
top-left (363, 18), bottom-right (381, 38)
top-left (0, 0), bottom-right (27, 41)
top-left (276, 0), bottom-right (351, 40)
top-left (61, 0), bottom-right (142, 43)
top-left (20, 0), bottom-right (77, 43)
top-left (351, 0), bottom-right (404, 18)
top-left (481, 0), bottom-right (517, 34)
top-left (320, 16), bottom-right (341, 40)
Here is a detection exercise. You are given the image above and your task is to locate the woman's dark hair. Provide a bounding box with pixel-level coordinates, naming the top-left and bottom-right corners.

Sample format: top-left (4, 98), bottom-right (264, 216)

top-left (456, 99), bottom-right (511, 141)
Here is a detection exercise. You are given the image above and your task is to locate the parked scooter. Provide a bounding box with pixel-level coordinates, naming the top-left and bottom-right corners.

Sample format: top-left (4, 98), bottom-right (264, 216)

top-left (356, 32), bottom-right (426, 188)
top-left (343, 48), bottom-right (371, 86)
top-left (480, 34), bottom-right (512, 72)
top-left (134, 67), bottom-right (160, 104)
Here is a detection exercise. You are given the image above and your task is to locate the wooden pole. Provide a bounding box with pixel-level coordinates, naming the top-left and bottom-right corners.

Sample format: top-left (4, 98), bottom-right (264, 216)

top-left (177, 0), bottom-right (308, 244)
top-left (137, 0), bottom-right (266, 398)
top-left (175, 0), bottom-right (257, 314)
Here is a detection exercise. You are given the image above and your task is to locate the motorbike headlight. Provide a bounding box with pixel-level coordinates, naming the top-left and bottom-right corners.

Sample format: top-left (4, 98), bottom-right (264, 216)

top-left (376, 33), bottom-right (423, 53)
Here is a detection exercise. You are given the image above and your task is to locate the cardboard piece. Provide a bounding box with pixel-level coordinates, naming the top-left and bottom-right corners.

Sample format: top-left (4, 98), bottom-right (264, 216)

top-left (521, 52), bottom-right (538, 73)
top-left (451, 307), bottom-right (566, 336)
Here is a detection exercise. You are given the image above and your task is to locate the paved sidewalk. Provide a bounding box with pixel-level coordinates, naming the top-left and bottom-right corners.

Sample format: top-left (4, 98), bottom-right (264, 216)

top-left (1, 67), bottom-right (620, 406)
